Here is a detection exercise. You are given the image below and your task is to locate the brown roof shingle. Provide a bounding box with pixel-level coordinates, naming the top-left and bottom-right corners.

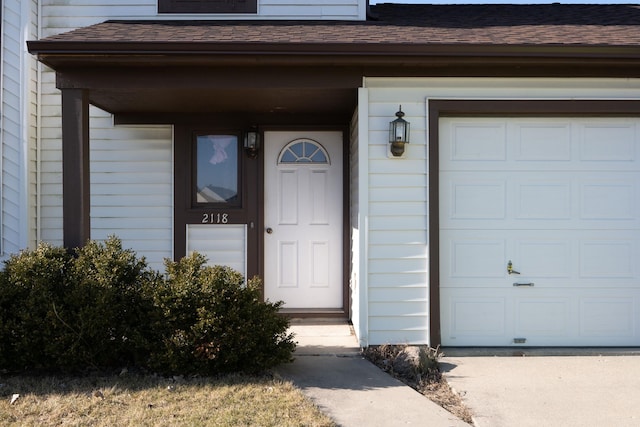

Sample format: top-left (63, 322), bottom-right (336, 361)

top-left (36, 4), bottom-right (640, 47)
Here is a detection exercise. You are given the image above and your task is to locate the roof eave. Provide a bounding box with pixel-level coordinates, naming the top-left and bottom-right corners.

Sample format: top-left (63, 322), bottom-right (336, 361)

top-left (28, 41), bottom-right (640, 69)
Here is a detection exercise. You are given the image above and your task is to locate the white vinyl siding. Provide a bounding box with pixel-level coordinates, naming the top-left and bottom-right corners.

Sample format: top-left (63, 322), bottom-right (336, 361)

top-left (38, 70), bottom-right (62, 245)
top-left (361, 77), bottom-right (640, 346)
top-left (89, 114), bottom-right (173, 270)
top-left (1, 0), bottom-right (38, 259)
top-left (186, 224), bottom-right (247, 277)
top-left (41, 0), bottom-right (364, 35)
top-left (364, 97), bottom-right (429, 345)
top-left (27, 0), bottom-right (39, 252)
top-left (257, 0), bottom-right (362, 19)
top-left (38, 2), bottom-right (175, 270)
top-left (38, 105), bottom-right (173, 270)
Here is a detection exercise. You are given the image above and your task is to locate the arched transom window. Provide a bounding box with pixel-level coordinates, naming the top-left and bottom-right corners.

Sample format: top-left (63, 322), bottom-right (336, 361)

top-left (278, 139), bottom-right (330, 164)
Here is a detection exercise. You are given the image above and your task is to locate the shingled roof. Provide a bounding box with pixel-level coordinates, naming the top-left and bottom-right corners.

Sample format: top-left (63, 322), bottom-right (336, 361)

top-left (32, 4), bottom-right (640, 47)
top-left (26, 3), bottom-right (640, 117)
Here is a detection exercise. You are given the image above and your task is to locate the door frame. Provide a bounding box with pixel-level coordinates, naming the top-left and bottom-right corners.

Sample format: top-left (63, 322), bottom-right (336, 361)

top-left (258, 126), bottom-right (351, 318)
top-left (173, 124), bottom-right (261, 277)
top-left (428, 99), bottom-right (640, 346)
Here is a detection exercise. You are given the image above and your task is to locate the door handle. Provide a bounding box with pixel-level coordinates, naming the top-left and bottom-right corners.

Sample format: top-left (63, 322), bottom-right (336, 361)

top-left (513, 282), bottom-right (534, 287)
top-left (266, 227), bottom-right (273, 234)
top-left (507, 260), bottom-right (520, 275)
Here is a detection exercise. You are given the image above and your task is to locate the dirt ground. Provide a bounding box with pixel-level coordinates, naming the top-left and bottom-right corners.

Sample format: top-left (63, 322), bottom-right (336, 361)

top-left (363, 345), bottom-right (473, 425)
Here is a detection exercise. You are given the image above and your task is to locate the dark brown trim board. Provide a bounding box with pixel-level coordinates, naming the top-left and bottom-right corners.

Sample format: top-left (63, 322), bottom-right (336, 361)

top-left (61, 88), bottom-right (91, 250)
top-left (428, 99), bottom-right (640, 346)
top-left (342, 129), bottom-right (352, 319)
top-left (173, 124), bottom-right (260, 278)
top-left (158, 0), bottom-right (257, 14)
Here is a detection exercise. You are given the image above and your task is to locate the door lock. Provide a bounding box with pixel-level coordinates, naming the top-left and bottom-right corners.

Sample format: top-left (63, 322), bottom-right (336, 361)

top-left (507, 260), bottom-right (520, 275)
top-left (266, 227), bottom-right (273, 234)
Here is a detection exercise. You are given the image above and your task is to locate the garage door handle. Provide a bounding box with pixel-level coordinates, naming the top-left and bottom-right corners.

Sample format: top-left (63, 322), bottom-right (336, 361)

top-left (513, 282), bottom-right (534, 287)
top-left (507, 260), bottom-right (520, 275)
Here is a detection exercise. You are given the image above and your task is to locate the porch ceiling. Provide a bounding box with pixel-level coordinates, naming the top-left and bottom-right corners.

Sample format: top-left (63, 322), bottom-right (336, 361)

top-left (49, 64), bottom-right (363, 122)
top-left (69, 80), bottom-right (359, 121)
top-left (89, 87), bottom-right (357, 116)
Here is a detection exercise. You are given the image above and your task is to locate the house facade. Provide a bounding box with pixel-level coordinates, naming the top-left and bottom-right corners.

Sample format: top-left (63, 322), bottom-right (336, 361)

top-left (3, 0), bottom-right (638, 347)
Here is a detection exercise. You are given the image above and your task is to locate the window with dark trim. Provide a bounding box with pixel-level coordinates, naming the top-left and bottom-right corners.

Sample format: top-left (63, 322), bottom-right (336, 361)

top-left (159, 0), bottom-right (257, 14)
top-left (195, 133), bottom-right (240, 206)
top-left (173, 124), bottom-right (260, 276)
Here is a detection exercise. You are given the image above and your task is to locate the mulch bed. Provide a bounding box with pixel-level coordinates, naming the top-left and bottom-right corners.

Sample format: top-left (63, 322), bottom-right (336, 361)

top-left (362, 345), bottom-right (473, 425)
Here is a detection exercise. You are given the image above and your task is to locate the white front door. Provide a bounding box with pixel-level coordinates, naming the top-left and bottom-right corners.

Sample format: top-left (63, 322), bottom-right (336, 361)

top-left (264, 131), bottom-right (343, 309)
top-left (440, 117), bottom-right (640, 346)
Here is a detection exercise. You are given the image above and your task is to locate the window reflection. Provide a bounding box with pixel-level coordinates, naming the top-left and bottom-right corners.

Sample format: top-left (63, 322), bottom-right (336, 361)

top-left (196, 134), bottom-right (238, 204)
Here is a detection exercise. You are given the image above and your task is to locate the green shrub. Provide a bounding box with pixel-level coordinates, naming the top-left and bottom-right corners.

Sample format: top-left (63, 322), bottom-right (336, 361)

top-left (0, 237), bottom-right (160, 372)
top-left (149, 253), bottom-right (295, 375)
top-left (60, 237), bottom-right (161, 369)
top-left (0, 238), bottom-right (295, 375)
top-left (0, 244), bottom-right (73, 371)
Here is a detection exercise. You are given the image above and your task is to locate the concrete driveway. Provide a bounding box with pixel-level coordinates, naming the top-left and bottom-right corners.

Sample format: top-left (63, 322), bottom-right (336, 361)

top-left (442, 353), bottom-right (640, 427)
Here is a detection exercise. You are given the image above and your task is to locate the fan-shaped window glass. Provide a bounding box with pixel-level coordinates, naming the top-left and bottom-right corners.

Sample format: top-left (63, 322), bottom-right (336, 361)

top-left (278, 139), bottom-right (329, 164)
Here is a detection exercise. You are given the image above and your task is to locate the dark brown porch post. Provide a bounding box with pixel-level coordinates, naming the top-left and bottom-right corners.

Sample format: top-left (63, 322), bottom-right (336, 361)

top-left (61, 88), bottom-right (90, 249)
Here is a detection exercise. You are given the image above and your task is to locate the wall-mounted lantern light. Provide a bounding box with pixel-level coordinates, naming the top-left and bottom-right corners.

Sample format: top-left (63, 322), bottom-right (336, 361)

top-left (389, 106), bottom-right (410, 157)
top-left (244, 130), bottom-right (260, 158)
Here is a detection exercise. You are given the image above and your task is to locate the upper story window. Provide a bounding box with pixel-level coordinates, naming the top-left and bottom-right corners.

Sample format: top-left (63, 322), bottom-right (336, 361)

top-left (159, 0), bottom-right (257, 14)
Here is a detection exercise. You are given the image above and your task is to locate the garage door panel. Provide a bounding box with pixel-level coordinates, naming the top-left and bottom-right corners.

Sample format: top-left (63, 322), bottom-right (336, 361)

top-left (440, 117), bottom-right (640, 347)
top-left (446, 122), bottom-right (507, 162)
top-left (446, 178), bottom-right (506, 220)
top-left (443, 230), bottom-right (639, 287)
top-left (580, 298), bottom-right (635, 339)
top-left (580, 122), bottom-right (637, 162)
top-left (515, 298), bottom-right (571, 338)
top-left (448, 239), bottom-right (505, 279)
top-left (443, 292), bottom-right (510, 346)
top-left (516, 239), bottom-right (572, 279)
top-left (442, 172), bottom-right (639, 229)
top-left (579, 239), bottom-right (636, 279)
top-left (451, 299), bottom-right (506, 336)
top-left (441, 118), bottom-right (640, 172)
top-left (580, 180), bottom-right (637, 220)
top-left (441, 231), bottom-right (505, 285)
top-left (514, 122), bottom-right (571, 161)
top-left (442, 230), bottom-right (571, 285)
top-left (516, 180), bottom-right (572, 219)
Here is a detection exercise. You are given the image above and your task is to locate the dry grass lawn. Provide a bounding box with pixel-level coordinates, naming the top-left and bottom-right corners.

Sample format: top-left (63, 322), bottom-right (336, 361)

top-left (0, 373), bottom-right (336, 426)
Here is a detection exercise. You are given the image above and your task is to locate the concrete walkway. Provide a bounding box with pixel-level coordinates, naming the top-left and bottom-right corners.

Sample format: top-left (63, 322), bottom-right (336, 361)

top-left (276, 321), bottom-right (469, 427)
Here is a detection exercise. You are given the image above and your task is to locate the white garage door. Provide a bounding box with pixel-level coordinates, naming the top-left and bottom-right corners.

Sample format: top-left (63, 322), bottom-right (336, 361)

top-left (440, 117), bottom-right (640, 346)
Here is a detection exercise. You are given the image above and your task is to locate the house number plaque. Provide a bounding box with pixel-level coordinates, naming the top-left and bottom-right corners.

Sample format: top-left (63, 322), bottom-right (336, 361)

top-left (202, 213), bottom-right (229, 224)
